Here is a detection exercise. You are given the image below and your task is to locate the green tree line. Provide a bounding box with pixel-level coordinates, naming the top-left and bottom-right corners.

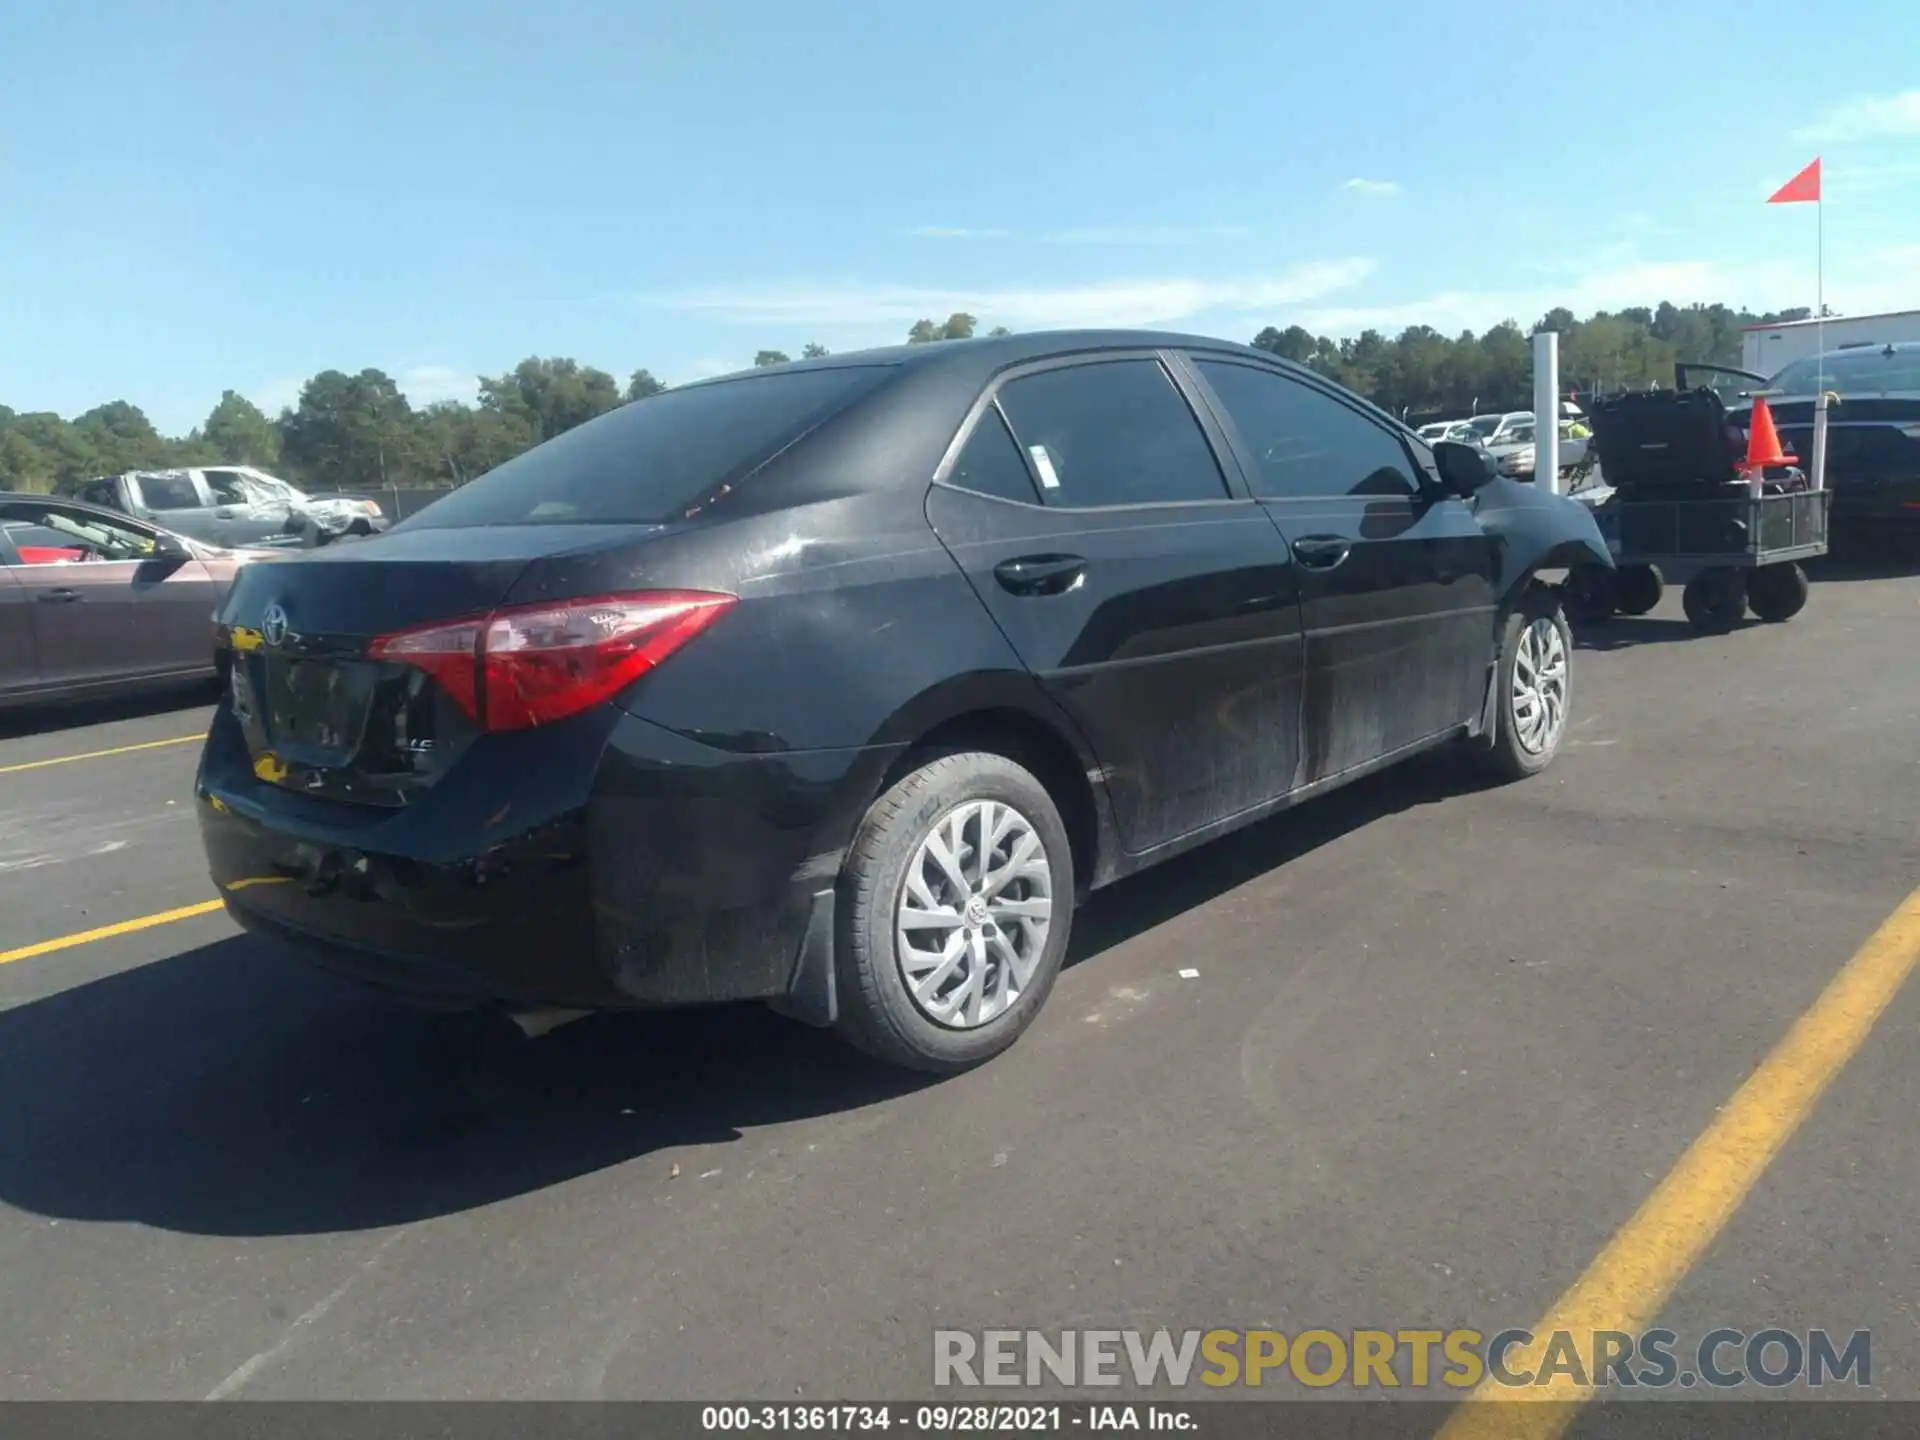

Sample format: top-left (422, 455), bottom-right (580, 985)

top-left (1256, 300), bottom-right (1812, 419)
top-left (0, 302), bottom-right (1805, 496)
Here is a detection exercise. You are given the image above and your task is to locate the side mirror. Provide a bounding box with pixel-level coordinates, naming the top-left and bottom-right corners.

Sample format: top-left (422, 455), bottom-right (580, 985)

top-left (152, 533), bottom-right (190, 560)
top-left (1432, 440), bottom-right (1495, 498)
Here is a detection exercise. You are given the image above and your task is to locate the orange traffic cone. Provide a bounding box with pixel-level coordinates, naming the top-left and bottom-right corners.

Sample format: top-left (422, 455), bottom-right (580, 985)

top-left (1741, 396), bottom-right (1795, 470)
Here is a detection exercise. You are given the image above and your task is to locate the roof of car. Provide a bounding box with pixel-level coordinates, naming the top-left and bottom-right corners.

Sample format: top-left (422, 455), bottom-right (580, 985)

top-left (0, 490), bottom-right (168, 524)
top-left (681, 329), bottom-right (1296, 387)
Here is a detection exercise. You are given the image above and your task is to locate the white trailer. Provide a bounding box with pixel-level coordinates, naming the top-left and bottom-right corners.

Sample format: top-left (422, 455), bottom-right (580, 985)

top-left (1742, 308), bottom-right (1920, 379)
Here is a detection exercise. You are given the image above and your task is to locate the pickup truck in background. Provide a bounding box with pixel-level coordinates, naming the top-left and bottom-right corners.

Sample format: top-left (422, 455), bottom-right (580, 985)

top-left (75, 467), bottom-right (389, 549)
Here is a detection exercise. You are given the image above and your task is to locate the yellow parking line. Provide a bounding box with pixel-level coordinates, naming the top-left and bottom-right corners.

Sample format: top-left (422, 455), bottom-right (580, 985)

top-left (0, 899), bottom-right (226, 967)
top-left (1437, 880), bottom-right (1920, 1439)
top-left (0, 734), bottom-right (201, 776)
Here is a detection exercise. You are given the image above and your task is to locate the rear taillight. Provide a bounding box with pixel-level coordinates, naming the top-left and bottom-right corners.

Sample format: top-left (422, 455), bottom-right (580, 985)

top-left (369, 591), bottom-right (735, 732)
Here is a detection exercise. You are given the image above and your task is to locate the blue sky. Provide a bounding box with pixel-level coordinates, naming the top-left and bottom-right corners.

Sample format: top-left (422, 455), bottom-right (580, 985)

top-left (4, 0), bottom-right (1917, 435)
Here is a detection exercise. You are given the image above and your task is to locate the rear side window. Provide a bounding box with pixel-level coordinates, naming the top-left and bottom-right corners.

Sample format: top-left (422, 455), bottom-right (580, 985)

top-left (1194, 361), bottom-right (1418, 501)
top-left (946, 406), bottom-right (1039, 504)
top-left (134, 474), bottom-right (204, 510)
top-left (406, 366), bottom-right (895, 527)
top-left (995, 360), bottom-right (1228, 507)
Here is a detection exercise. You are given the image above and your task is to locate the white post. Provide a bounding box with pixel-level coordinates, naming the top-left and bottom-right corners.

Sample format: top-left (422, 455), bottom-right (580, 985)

top-left (1532, 331), bottom-right (1561, 494)
top-left (1811, 391), bottom-right (1829, 492)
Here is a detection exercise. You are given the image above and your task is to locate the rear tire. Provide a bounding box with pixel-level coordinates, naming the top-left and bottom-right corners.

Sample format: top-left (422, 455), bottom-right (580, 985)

top-left (1746, 561), bottom-right (1809, 622)
top-left (1612, 564), bottom-right (1664, 617)
top-left (1562, 565), bottom-right (1616, 624)
top-left (1471, 586), bottom-right (1573, 782)
top-left (832, 751), bottom-right (1073, 1074)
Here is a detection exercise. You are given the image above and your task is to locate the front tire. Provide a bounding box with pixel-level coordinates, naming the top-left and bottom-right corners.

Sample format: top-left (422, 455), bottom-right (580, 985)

top-left (1746, 562), bottom-right (1809, 622)
top-left (833, 751), bottom-right (1073, 1074)
top-left (1472, 587), bottom-right (1573, 782)
top-left (1682, 569), bottom-right (1745, 632)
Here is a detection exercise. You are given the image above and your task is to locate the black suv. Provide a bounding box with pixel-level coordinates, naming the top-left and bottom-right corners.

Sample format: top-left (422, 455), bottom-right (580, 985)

top-left (198, 331), bottom-right (1609, 1073)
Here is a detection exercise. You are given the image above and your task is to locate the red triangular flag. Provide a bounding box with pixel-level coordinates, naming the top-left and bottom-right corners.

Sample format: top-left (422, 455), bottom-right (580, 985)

top-left (1767, 157), bottom-right (1821, 205)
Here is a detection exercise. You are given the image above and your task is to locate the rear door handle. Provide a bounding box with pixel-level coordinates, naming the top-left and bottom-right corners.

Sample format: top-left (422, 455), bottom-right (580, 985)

top-left (36, 587), bottom-right (82, 603)
top-left (993, 554), bottom-right (1087, 596)
top-left (1290, 536), bottom-right (1353, 570)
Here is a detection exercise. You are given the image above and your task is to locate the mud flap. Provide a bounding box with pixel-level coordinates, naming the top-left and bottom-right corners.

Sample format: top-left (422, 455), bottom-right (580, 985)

top-left (768, 888), bottom-right (838, 1027)
top-left (1467, 659), bottom-right (1501, 748)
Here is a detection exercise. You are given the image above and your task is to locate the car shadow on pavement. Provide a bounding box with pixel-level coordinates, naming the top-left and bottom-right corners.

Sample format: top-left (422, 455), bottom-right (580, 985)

top-left (0, 679), bottom-right (219, 740)
top-left (1068, 751), bottom-right (1479, 969)
top-left (0, 943), bottom-right (929, 1238)
top-left (1805, 549), bottom-right (1918, 583)
top-left (1570, 616), bottom-right (1743, 651)
top-left (0, 752), bottom-right (1482, 1240)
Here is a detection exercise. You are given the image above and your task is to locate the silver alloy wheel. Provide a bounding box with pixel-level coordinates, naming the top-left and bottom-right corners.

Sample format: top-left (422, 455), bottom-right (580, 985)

top-left (894, 799), bottom-right (1054, 1029)
top-left (1511, 616), bottom-right (1569, 755)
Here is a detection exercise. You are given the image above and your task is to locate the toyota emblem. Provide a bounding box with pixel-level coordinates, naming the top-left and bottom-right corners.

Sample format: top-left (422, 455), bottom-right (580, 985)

top-left (261, 603), bottom-right (289, 647)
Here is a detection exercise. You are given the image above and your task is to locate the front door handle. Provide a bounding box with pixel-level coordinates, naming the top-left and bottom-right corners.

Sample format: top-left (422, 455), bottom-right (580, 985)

top-left (36, 587), bottom-right (82, 603)
top-left (1291, 536), bottom-right (1353, 570)
top-left (993, 554), bottom-right (1087, 596)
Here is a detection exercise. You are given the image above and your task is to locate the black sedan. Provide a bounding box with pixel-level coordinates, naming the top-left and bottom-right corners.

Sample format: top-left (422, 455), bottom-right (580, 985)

top-left (198, 331), bottom-right (1609, 1072)
top-left (1722, 343), bottom-right (1920, 545)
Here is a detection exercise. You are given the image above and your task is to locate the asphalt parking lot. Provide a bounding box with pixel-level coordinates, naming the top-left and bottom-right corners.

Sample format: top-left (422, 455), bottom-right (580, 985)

top-left (1, 559), bottom-right (1916, 1413)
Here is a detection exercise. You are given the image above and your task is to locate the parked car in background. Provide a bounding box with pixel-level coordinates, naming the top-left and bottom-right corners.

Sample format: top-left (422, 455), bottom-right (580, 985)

top-left (1466, 411), bottom-right (1533, 444)
top-left (1717, 343), bottom-right (1920, 544)
top-left (1484, 423), bottom-right (1539, 478)
top-left (1463, 411), bottom-right (1590, 478)
top-left (1, 493), bottom-right (287, 709)
top-left (1416, 420), bottom-right (1481, 444)
top-left (199, 329), bottom-right (1609, 1074)
top-left (77, 467), bottom-right (388, 550)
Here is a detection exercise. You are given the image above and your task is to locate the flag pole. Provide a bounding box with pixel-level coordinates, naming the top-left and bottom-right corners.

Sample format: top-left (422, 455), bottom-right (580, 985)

top-left (1816, 191), bottom-right (1824, 388)
top-left (1813, 187), bottom-right (1828, 494)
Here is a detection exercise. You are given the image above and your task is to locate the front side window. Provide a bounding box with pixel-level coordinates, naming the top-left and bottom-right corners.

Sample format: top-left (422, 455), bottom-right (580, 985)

top-left (1193, 361), bottom-right (1419, 501)
top-left (2, 505), bottom-right (160, 560)
top-left (133, 474), bottom-right (205, 511)
top-left (993, 359), bottom-right (1228, 508)
top-left (203, 470), bottom-right (249, 504)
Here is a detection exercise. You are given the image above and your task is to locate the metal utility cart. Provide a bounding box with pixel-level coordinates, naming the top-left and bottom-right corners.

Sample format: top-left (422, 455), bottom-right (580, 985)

top-left (1564, 362), bottom-right (1832, 633)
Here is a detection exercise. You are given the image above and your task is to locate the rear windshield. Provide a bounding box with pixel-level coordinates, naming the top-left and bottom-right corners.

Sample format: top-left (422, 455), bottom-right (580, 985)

top-left (1769, 349), bottom-right (1920, 395)
top-left (405, 365), bottom-right (895, 528)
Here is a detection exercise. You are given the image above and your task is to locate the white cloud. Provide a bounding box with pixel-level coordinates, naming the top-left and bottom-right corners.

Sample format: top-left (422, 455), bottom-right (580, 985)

top-left (399, 364), bottom-right (479, 407)
top-left (1341, 178), bottom-right (1403, 199)
top-left (1039, 224), bottom-right (1253, 245)
top-left (1796, 89), bottom-right (1920, 142)
top-left (641, 258), bottom-right (1375, 332)
top-left (1291, 254), bottom-right (1914, 340)
top-left (1298, 261), bottom-right (1719, 336)
top-left (908, 226), bottom-right (1011, 239)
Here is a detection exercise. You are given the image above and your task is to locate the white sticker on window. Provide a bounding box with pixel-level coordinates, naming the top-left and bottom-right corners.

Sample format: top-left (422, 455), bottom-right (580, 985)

top-left (1028, 444), bottom-right (1062, 490)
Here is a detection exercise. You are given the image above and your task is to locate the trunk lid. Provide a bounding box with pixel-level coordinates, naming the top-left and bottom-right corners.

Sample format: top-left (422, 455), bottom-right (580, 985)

top-left (218, 524), bottom-right (663, 806)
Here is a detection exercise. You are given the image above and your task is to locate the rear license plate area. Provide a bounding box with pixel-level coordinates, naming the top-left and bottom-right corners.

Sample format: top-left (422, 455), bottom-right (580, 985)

top-left (262, 656), bottom-right (377, 761)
